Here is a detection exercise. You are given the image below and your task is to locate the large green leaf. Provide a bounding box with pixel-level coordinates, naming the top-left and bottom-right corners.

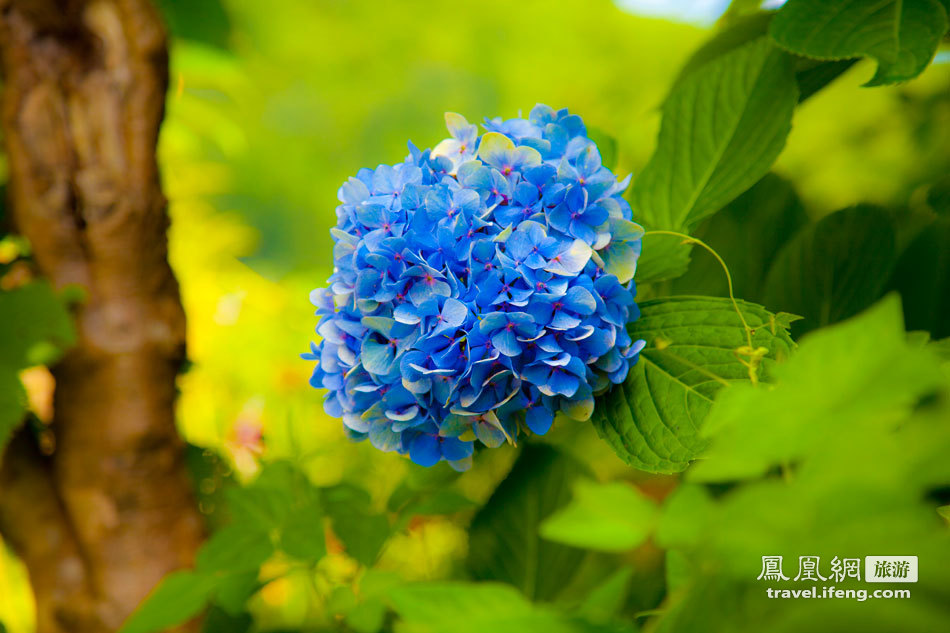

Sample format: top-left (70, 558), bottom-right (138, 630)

top-left (690, 294), bottom-right (945, 482)
top-left (631, 37), bottom-right (798, 234)
top-left (389, 582), bottom-right (588, 633)
top-left (763, 205), bottom-right (897, 336)
top-left (670, 11), bottom-right (854, 102)
top-left (770, 0), bottom-right (949, 86)
top-left (649, 295), bottom-right (950, 633)
top-left (466, 445), bottom-right (588, 601)
top-left (592, 296), bottom-right (795, 473)
top-left (540, 479), bottom-right (658, 552)
top-left (671, 174), bottom-right (807, 301)
top-left (120, 571), bottom-right (216, 633)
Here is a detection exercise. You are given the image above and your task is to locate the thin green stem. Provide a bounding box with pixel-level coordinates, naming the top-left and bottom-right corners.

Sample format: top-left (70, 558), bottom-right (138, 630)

top-left (643, 230), bottom-right (769, 385)
top-left (642, 230), bottom-right (754, 349)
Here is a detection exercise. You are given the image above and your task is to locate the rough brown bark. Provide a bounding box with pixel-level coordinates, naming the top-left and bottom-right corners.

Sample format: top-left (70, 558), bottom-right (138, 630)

top-left (0, 1), bottom-right (204, 631)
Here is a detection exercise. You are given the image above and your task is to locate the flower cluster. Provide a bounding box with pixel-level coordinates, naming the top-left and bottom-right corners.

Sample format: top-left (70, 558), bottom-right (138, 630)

top-left (305, 105), bottom-right (645, 470)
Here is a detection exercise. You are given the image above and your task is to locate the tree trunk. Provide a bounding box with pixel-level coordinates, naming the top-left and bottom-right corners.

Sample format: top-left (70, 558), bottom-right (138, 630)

top-left (0, 1), bottom-right (204, 631)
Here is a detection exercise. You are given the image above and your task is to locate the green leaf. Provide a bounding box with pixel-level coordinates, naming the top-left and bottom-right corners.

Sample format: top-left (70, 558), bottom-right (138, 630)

top-left (196, 524), bottom-right (274, 574)
top-left (585, 125), bottom-right (618, 170)
top-left (467, 445), bottom-right (589, 601)
top-left (0, 370), bottom-right (27, 453)
top-left (212, 570), bottom-right (260, 616)
top-left (279, 497), bottom-right (326, 562)
top-left (672, 174), bottom-right (807, 302)
top-left (670, 13), bottom-right (774, 91)
top-left (592, 296), bottom-right (795, 473)
top-left (0, 282), bottom-right (76, 450)
top-left (632, 37), bottom-right (798, 234)
top-left (120, 570), bottom-right (215, 633)
top-left (540, 480), bottom-right (657, 552)
top-left (576, 566), bottom-right (634, 624)
top-left (389, 582), bottom-right (586, 633)
top-left (202, 607), bottom-right (252, 633)
top-left (689, 294), bottom-right (945, 482)
top-left (670, 12), bottom-right (854, 103)
top-left (794, 58), bottom-right (857, 100)
top-left (633, 234), bottom-right (692, 285)
top-left (887, 217), bottom-right (950, 338)
top-left (770, 0), bottom-right (949, 86)
top-left (763, 204), bottom-right (897, 336)
top-left (323, 484), bottom-right (389, 566)
top-left (0, 281), bottom-right (75, 369)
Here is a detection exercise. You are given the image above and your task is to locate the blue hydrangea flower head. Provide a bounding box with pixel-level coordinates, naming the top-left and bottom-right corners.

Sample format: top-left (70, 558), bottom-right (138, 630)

top-left (305, 105), bottom-right (645, 470)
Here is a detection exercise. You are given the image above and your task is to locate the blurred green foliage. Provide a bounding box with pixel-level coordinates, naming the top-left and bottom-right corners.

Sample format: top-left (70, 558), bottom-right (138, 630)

top-left (2, 0), bottom-right (950, 632)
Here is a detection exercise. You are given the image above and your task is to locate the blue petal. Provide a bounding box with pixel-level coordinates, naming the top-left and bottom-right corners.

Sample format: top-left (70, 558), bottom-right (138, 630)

top-left (409, 434), bottom-right (442, 467)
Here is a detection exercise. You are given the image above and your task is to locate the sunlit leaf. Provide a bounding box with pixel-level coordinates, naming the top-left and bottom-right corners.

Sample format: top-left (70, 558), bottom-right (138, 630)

top-left (540, 479), bottom-right (658, 552)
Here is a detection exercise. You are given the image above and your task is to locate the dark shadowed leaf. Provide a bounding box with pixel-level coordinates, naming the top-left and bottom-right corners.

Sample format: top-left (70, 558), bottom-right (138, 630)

top-left (887, 217), bottom-right (950, 338)
top-left (467, 445), bottom-right (589, 601)
top-left (672, 174), bottom-right (807, 302)
top-left (763, 205), bottom-right (897, 336)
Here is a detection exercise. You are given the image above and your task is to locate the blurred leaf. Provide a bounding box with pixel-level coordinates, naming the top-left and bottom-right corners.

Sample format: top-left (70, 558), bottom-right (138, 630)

top-left (196, 524), bottom-right (273, 574)
top-left (184, 445), bottom-right (236, 531)
top-left (593, 297), bottom-right (795, 473)
top-left (930, 337), bottom-right (950, 360)
top-left (763, 205), bottom-right (897, 336)
top-left (651, 296), bottom-right (950, 633)
top-left (212, 570), bottom-right (259, 616)
top-left (0, 282), bottom-right (75, 450)
top-left (770, 0), bottom-right (949, 86)
top-left (540, 480), bottom-right (657, 552)
top-left (0, 373), bottom-right (26, 456)
top-left (279, 497), bottom-right (326, 562)
top-left (467, 445), bottom-right (589, 601)
top-left (0, 282), bottom-right (75, 370)
top-left (120, 570), bottom-right (215, 633)
top-left (586, 126), bottom-right (618, 170)
top-left (632, 36), bottom-right (797, 231)
top-left (927, 175), bottom-right (950, 216)
top-left (577, 566), bottom-right (634, 624)
top-left (671, 174), bottom-right (807, 301)
top-left (389, 582), bottom-right (590, 633)
top-left (690, 295), bottom-right (944, 482)
top-left (323, 484), bottom-right (389, 566)
top-left (155, 0), bottom-right (231, 49)
top-left (663, 550), bottom-right (691, 595)
top-left (888, 217), bottom-right (950, 338)
top-left (202, 606), bottom-right (252, 633)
